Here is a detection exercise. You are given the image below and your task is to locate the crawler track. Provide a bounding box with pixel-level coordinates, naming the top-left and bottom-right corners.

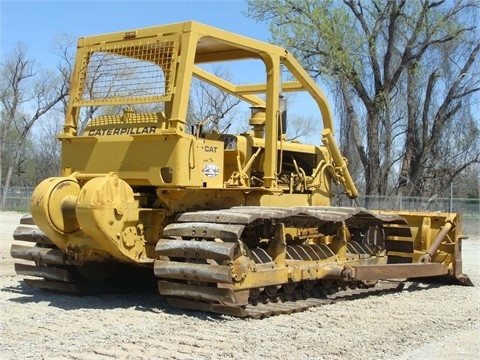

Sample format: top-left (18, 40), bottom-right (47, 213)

top-left (10, 215), bottom-right (155, 294)
top-left (11, 207), bottom-right (426, 318)
top-left (10, 215), bottom-right (81, 293)
top-left (166, 281), bottom-right (407, 319)
top-left (155, 206), bottom-right (410, 318)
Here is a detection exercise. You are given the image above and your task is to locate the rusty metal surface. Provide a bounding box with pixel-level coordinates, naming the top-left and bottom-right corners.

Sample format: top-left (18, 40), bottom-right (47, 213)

top-left (154, 260), bottom-right (233, 283)
top-left (23, 278), bottom-right (81, 293)
top-left (228, 206), bottom-right (297, 219)
top-left (155, 239), bottom-right (238, 260)
top-left (158, 281), bottom-right (237, 303)
top-left (175, 206), bottom-right (408, 228)
top-left (13, 225), bottom-right (53, 245)
top-left (153, 206), bottom-right (416, 318)
top-left (350, 210), bottom-right (407, 224)
top-left (296, 206), bottom-right (359, 222)
top-left (177, 211), bottom-right (259, 224)
top-left (14, 263), bottom-right (73, 283)
top-left (9, 204), bottom-right (468, 320)
top-left (19, 214), bottom-right (35, 225)
top-left (11, 217), bottom-right (158, 295)
top-left (177, 207), bottom-right (296, 224)
top-left (165, 281), bottom-right (406, 319)
top-left (10, 244), bottom-right (67, 265)
top-left (166, 297), bottom-right (249, 317)
top-left (163, 222), bottom-right (244, 241)
top-left (353, 263), bottom-right (449, 281)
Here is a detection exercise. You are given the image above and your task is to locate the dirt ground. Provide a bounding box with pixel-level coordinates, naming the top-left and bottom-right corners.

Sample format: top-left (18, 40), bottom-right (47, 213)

top-left (0, 211), bottom-right (479, 360)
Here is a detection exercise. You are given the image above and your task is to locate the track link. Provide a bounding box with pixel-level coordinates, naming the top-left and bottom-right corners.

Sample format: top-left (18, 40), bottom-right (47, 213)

top-left (166, 281), bottom-right (406, 318)
top-left (10, 214), bottom-right (82, 293)
top-left (155, 206), bottom-right (409, 318)
top-left (10, 215), bottom-right (155, 294)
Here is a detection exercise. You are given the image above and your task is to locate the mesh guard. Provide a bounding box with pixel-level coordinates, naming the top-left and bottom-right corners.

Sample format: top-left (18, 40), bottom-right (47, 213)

top-left (73, 37), bottom-right (178, 106)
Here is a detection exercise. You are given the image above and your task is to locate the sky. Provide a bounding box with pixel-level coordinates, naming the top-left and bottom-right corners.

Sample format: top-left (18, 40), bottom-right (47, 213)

top-left (0, 0), bottom-right (330, 143)
top-left (0, 0), bottom-right (270, 65)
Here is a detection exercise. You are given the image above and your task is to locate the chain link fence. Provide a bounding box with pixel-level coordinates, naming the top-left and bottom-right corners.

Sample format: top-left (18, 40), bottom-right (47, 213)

top-left (337, 195), bottom-right (479, 214)
top-left (1, 187), bottom-right (479, 213)
top-left (337, 195), bottom-right (479, 236)
top-left (1, 187), bottom-right (478, 234)
top-left (1, 187), bottom-right (35, 212)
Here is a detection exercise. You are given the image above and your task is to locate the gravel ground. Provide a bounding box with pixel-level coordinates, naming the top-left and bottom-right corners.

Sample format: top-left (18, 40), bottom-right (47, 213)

top-left (0, 211), bottom-right (479, 360)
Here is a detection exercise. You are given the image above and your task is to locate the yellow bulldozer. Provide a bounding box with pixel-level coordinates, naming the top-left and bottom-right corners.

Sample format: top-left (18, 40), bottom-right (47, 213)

top-left (11, 21), bottom-right (472, 318)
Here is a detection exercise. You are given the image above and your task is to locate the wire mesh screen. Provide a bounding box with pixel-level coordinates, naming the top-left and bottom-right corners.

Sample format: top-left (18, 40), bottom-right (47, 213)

top-left (74, 38), bottom-right (178, 106)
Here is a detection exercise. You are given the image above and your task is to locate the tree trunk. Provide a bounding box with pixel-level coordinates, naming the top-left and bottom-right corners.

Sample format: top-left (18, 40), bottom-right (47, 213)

top-left (365, 107), bottom-right (381, 195)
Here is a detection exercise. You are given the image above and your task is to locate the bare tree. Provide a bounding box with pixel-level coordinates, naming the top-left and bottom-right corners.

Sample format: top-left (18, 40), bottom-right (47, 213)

top-left (399, 41), bottom-right (480, 197)
top-left (51, 32), bottom-right (76, 114)
top-left (246, 0), bottom-right (480, 197)
top-left (285, 114), bottom-right (317, 141)
top-left (188, 66), bottom-right (242, 135)
top-left (0, 44), bottom-right (68, 208)
top-left (22, 111), bottom-right (63, 186)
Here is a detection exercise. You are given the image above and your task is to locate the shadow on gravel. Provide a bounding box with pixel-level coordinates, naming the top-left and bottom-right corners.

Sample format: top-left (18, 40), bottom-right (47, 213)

top-left (2, 279), bottom-right (452, 322)
top-left (401, 281), bottom-right (443, 292)
top-left (1, 283), bottom-right (234, 324)
top-left (2, 280), bottom-right (165, 311)
top-left (1, 279), bottom-right (228, 321)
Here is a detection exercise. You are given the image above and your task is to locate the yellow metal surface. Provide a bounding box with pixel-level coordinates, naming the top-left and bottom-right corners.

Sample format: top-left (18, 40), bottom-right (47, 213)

top-left (57, 20), bottom-right (346, 194)
top-left (31, 173), bottom-right (162, 263)
top-left (25, 21), bottom-right (470, 296)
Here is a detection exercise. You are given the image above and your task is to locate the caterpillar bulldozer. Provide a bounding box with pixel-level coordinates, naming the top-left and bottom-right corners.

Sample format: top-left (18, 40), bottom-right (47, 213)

top-left (11, 21), bottom-right (472, 318)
